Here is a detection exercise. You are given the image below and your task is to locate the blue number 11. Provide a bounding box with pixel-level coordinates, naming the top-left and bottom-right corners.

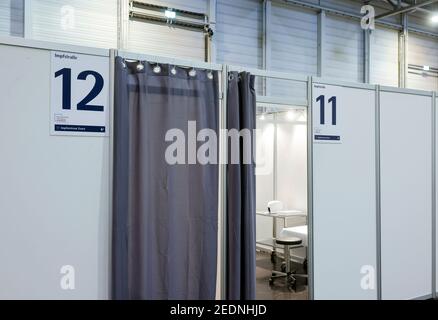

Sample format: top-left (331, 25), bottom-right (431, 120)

top-left (316, 95), bottom-right (337, 125)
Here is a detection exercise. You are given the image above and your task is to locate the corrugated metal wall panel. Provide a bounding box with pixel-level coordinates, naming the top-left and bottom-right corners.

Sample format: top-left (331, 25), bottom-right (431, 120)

top-left (271, 3), bottom-right (317, 75)
top-left (0, 0), bottom-right (24, 37)
top-left (407, 32), bottom-right (438, 91)
top-left (325, 14), bottom-right (364, 83)
top-left (127, 21), bottom-right (206, 60)
top-left (270, 3), bottom-right (316, 99)
top-left (30, 0), bottom-right (117, 48)
top-left (371, 27), bottom-right (399, 87)
top-left (324, 0), bottom-right (362, 13)
top-left (325, 0), bottom-right (400, 25)
top-left (216, 0), bottom-right (262, 68)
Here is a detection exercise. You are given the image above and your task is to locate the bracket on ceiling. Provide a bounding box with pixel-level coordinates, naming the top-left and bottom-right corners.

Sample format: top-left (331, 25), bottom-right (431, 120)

top-left (129, 0), bottom-right (214, 37)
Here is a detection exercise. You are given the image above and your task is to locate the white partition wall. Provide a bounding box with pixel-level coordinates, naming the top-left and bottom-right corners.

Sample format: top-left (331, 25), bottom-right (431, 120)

top-left (312, 81), bottom-right (377, 299)
top-left (435, 94), bottom-right (438, 298)
top-left (0, 38), bottom-right (110, 299)
top-left (380, 88), bottom-right (433, 300)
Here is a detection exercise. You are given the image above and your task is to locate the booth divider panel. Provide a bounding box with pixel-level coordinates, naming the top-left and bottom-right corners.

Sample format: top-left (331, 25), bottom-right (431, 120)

top-left (312, 83), bottom-right (377, 300)
top-left (435, 95), bottom-right (438, 297)
top-left (380, 91), bottom-right (433, 300)
top-left (0, 44), bottom-right (110, 299)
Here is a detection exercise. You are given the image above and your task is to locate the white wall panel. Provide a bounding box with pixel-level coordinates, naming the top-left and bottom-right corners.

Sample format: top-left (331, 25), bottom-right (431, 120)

top-left (407, 33), bottom-right (438, 92)
top-left (29, 0), bottom-right (117, 49)
top-left (312, 83), bottom-right (377, 300)
top-left (0, 0), bottom-right (24, 37)
top-left (255, 117), bottom-right (275, 242)
top-left (434, 96), bottom-right (438, 293)
top-left (276, 114), bottom-right (307, 213)
top-left (216, 0), bottom-right (262, 68)
top-left (325, 14), bottom-right (364, 83)
top-left (436, 95), bottom-right (438, 296)
top-left (380, 91), bottom-right (432, 300)
top-left (0, 43), bottom-right (110, 299)
top-left (371, 27), bottom-right (398, 87)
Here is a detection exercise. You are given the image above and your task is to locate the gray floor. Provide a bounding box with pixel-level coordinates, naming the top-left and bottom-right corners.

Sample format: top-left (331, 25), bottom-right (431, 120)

top-left (256, 251), bottom-right (308, 300)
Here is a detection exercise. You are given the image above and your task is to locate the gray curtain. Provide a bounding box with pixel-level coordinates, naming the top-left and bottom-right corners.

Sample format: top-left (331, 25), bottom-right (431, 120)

top-left (113, 57), bottom-right (219, 300)
top-left (226, 72), bottom-right (257, 300)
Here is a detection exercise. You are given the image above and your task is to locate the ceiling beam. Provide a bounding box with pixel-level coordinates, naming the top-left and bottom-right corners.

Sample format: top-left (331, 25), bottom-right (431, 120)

top-left (375, 0), bottom-right (438, 20)
top-left (383, 0), bottom-right (399, 8)
top-left (380, 0), bottom-right (433, 14)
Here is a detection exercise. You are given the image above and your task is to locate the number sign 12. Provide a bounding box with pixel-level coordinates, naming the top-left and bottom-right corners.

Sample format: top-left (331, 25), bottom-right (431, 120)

top-left (55, 68), bottom-right (104, 112)
top-left (50, 51), bottom-right (109, 136)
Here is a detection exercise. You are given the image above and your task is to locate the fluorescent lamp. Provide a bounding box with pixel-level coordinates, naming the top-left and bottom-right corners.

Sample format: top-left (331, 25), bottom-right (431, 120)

top-left (165, 10), bottom-right (176, 19)
top-left (287, 111), bottom-right (295, 121)
top-left (431, 13), bottom-right (438, 23)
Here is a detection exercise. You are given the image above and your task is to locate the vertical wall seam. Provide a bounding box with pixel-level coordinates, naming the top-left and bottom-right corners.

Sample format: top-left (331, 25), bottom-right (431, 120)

top-left (307, 76), bottom-right (314, 300)
top-left (376, 85), bottom-right (382, 300)
top-left (432, 91), bottom-right (436, 298)
top-left (108, 48), bottom-right (116, 299)
top-left (317, 10), bottom-right (325, 77)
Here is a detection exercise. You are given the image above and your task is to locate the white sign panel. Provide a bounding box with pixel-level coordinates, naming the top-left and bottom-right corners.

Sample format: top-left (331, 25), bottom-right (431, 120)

top-left (51, 51), bottom-right (109, 136)
top-left (312, 84), bottom-right (343, 144)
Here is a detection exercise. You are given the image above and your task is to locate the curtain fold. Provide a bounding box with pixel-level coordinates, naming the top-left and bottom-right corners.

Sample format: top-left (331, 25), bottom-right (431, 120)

top-left (226, 72), bottom-right (257, 300)
top-left (113, 57), bottom-right (219, 300)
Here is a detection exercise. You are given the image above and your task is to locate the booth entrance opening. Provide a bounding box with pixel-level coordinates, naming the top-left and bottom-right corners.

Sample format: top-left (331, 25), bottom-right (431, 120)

top-left (255, 104), bottom-right (309, 300)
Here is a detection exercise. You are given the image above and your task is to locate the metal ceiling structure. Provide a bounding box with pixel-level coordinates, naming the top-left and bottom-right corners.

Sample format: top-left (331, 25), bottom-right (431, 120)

top-left (375, 0), bottom-right (438, 20)
top-left (274, 0), bottom-right (438, 38)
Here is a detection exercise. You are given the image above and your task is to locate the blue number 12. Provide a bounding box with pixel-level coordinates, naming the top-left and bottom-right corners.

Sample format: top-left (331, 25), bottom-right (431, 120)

top-left (55, 68), bottom-right (104, 112)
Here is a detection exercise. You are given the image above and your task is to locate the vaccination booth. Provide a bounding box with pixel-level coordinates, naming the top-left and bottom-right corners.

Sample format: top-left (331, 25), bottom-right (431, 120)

top-left (0, 37), bottom-right (437, 300)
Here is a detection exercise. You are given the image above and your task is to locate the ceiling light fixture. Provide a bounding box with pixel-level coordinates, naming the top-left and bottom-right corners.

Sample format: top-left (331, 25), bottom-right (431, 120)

top-left (431, 13), bottom-right (438, 23)
top-left (165, 9), bottom-right (176, 19)
top-left (287, 111), bottom-right (295, 121)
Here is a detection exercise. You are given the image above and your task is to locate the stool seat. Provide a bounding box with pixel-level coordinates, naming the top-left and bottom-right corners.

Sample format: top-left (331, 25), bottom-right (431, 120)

top-left (275, 237), bottom-right (302, 246)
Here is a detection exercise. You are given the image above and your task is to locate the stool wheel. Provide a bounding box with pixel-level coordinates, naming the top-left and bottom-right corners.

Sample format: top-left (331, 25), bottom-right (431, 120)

top-left (269, 278), bottom-right (274, 286)
top-left (270, 251), bottom-right (277, 264)
top-left (281, 262), bottom-right (286, 273)
top-left (287, 276), bottom-right (297, 292)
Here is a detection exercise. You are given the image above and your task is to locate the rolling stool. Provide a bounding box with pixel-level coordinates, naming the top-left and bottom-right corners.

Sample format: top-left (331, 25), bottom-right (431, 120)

top-left (269, 237), bottom-right (305, 292)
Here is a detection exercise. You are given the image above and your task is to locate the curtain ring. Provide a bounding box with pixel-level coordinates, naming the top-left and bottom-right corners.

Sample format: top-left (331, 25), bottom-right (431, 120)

top-left (136, 61), bottom-right (144, 72)
top-left (189, 68), bottom-right (197, 77)
top-left (121, 59), bottom-right (127, 69)
top-left (228, 73), bottom-right (234, 81)
top-left (153, 63), bottom-right (161, 74)
top-left (207, 70), bottom-right (214, 80)
top-left (171, 65), bottom-right (177, 75)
